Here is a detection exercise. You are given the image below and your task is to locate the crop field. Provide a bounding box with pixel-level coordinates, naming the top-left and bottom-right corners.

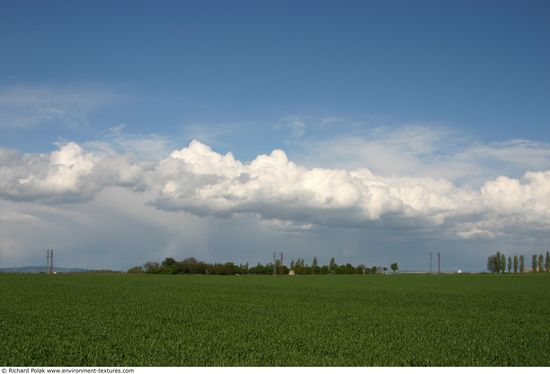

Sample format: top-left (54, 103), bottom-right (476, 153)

top-left (1, 273), bottom-right (549, 366)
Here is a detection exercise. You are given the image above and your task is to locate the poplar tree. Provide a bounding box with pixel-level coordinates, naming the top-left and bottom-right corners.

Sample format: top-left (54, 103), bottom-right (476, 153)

top-left (520, 255), bottom-right (525, 273)
top-left (501, 254), bottom-right (506, 273)
top-left (507, 256), bottom-right (512, 273)
top-left (487, 255), bottom-right (495, 273)
top-left (513, 255), bottom-right (518, 273)
top-left (532, 255), bottom-right (538, 273)
top-left (495, 251), bottom-right (502, 273)
top-left (538, 254), bottom-right (544, 273)
top-left (545, 251), bottom-right (550, 273)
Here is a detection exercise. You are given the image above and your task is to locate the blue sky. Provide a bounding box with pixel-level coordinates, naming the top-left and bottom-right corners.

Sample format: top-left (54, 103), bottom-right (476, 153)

top-left (1, 1), bottom-right (549, 271)
top-left (2, 0), bottom-right (550, 149)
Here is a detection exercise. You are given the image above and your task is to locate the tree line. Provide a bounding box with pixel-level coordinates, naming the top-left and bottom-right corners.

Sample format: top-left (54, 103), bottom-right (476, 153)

top-left (128, 256), bottom-right (399, 275)
top-left (487, 251), bottom-right (550, 273)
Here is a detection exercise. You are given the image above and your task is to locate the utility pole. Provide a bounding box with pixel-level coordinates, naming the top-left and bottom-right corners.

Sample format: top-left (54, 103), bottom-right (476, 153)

top-left (437, 252), bottom-right (441, 274)
top-left (429, 252), bottom-right (433, 273)
top-left (46, 249), bottom-right (54, 275)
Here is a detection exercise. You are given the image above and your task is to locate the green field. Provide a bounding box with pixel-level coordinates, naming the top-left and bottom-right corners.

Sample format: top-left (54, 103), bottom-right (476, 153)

top-left (1, 273), bottom-right (549, 366)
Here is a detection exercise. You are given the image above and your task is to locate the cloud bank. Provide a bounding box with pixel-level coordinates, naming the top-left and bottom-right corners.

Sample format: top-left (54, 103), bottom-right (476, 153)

top-left (2, 138), bottom-right (550, 240)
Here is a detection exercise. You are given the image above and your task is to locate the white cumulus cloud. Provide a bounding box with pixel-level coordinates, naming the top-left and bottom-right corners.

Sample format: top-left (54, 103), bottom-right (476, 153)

top-left (2, 138), bottom-right (550, 240)
top-left (150, 140), bottom-right (480, 227)
top-left (0, 142), bottom-right (143, 203)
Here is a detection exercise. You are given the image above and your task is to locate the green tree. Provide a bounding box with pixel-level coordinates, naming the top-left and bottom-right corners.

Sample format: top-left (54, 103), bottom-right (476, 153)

top-left (501, 254), bottom-right (506, 273)
top-left (329, 257), bottom-right (337, 274)
top-left (127, 266), bottom-right (144, 274)
top-left (495, 251), bottom-right (502, 273)
top-left (249, 262), bottom-right (265, 274)
top-left (546, 251), bottom-right (550, 273)
top-left (507, 256), bottom-right (512, 273)
top-left (513, 255), bottom-right (518, 273)
top-left (390, 263), bottom-right (399, 274)
top-left (520, 255), bottom-right (525, 273)
top-left (532, 255), bottom-right (538, 273)
top-left (538, 254), bottom-right (544, 273)
top-left (293, 259), bottom-right (308, 275)
top-left (162, 257), bottom-right (177, 267)
top-left (312, 256), bottom-right (318, 274)
top-left (487, 254), bottom-right (496, 273)
top-left (143, 261), bottom-right (160, 274)
top-left (160, 257), bottom-right (178, 273)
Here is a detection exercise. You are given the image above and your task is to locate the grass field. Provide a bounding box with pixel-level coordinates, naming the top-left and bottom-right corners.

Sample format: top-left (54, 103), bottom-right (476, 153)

top-left (1, 273), bottom-right (549, 366)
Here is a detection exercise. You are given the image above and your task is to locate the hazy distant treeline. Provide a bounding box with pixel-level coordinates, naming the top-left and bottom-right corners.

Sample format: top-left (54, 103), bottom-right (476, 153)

top-left (128, 256), bottom-right (396, 275)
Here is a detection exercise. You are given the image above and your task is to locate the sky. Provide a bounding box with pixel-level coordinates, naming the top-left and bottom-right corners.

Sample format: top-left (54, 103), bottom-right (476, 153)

top-left (1, 0), bottom-right (549, 272)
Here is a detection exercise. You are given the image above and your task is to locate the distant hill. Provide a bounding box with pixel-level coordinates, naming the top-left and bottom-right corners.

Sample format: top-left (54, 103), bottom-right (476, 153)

top-left (0, 266), bottom-right (92, 273)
